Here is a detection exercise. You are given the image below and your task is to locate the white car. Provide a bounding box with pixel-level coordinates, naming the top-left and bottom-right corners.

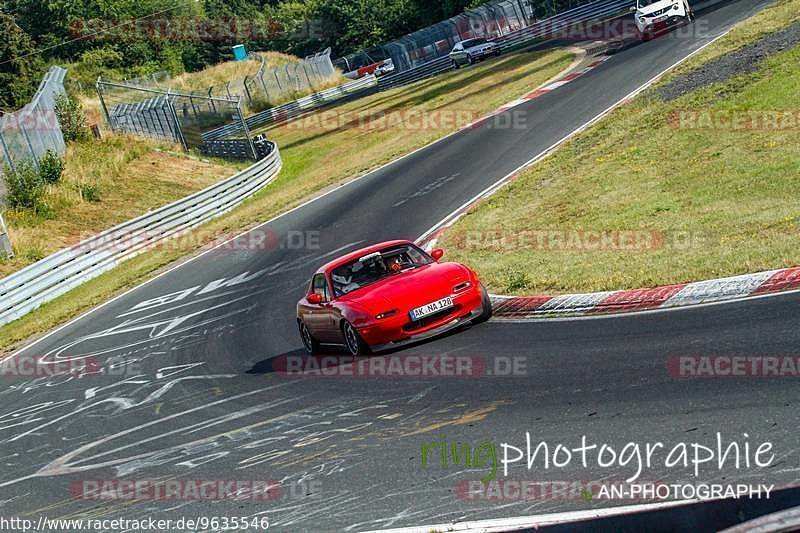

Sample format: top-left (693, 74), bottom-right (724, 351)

top-left (449, 38), bottom-right (501, 68)
top-left (634, 0), bottom-right (694, 40)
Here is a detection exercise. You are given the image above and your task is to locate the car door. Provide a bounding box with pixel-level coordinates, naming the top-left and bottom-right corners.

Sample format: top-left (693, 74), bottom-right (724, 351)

top-left (305, 273), bottom-right (339, 342)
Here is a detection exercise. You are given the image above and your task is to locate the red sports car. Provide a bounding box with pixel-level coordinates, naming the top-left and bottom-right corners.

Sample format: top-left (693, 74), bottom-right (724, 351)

top-left (297, 240), bottom-right (492, 355)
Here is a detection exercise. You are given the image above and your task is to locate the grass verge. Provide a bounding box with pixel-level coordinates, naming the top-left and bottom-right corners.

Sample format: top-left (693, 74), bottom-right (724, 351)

top-left (440, 0), bottom-right (800, 295)
top-left (0, 47), bottom-right (575, 351)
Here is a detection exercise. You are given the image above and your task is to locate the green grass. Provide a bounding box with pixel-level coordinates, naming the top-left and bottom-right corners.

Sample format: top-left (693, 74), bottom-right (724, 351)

top-left (0, 47), bottom-right (576, 351)
top-left (441, 0), bottom-right (800, 295)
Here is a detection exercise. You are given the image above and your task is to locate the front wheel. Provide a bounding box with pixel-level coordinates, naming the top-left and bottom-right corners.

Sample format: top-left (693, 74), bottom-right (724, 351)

top-left (452, 59), bottom-right (460, 69)
top-left (342, 320), bottom-right (371, 356)
top-left (466, 54), bottom-right (473, 65)
top-left (299, 320), bottom-right (321, 354)
top-left (472, 284), bottom-right (493, 324)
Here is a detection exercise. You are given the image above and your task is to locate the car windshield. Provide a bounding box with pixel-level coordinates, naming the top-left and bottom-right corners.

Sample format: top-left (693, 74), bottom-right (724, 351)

top-left (331, 244), bottom-right (433, 297)
top-left (637, 0), bottom-right (661, 7)
top-left (462, 38), bottom-right (487, 47)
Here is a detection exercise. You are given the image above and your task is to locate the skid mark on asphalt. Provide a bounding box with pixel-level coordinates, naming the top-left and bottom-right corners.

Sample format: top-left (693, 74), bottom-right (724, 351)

top-left (399, 401), bottom-right (508, 437)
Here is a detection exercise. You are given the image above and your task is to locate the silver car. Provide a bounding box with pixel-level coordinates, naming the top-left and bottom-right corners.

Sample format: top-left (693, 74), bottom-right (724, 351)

top-left (449, 38), bottom-right (501, 68)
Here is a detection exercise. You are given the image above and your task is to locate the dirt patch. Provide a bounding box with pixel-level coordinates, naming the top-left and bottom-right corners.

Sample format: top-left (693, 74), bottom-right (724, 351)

top-left (658, 20), bottom-right (800, 100)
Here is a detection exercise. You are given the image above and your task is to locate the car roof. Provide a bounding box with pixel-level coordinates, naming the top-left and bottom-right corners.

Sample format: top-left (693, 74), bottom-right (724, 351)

top-left (317, 240), bottom-right (415, 274)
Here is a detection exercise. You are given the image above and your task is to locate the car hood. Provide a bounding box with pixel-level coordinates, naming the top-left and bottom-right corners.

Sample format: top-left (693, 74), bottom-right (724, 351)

top-left (341, 262), bottom-right (472, 313)
top-left (638, 0), bottom-right (676, 16)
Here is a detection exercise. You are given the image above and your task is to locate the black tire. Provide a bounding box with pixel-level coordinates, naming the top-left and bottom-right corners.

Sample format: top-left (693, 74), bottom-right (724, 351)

top-left (494, 48), bottom-right (502, 57)
top-left (473, 284), bottom-right (493, 324)
top-left (640, 29), bottom-right (652, 42)
top-left (452, 59), bottom-right (460, 69)
top-left (342, 320), bottom-right (371, 356)
top-left (299, 320), bottom-right (321, 354)
top-left (466, 54), bottom-right (473, 65)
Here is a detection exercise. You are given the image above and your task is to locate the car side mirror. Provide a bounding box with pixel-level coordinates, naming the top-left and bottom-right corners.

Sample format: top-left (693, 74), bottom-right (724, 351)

top-left (431, 249), bottom-right (444, 261)
top-left (629, 6), bottom-right (637, 12)
top-left (308, 293), bottom-right (323, 305)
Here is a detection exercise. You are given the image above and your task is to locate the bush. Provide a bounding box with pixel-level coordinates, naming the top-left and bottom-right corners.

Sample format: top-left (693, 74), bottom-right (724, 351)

top-left (54, 94), bottom-right (89, 142)
top-left (38, 150), bottom-right (64, 184)
top-left (78, 183), bottom-right (101, 202)
top-left (4, 160), bottom-right (46, 212)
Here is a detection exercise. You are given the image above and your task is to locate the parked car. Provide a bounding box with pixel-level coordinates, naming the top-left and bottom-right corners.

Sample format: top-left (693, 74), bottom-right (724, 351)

top-left (634, 0), bottom-right (694, 41)
top-left (297, 240), bottom-right (493, 355)
top-left (449, 38), bottom-right (501, 68)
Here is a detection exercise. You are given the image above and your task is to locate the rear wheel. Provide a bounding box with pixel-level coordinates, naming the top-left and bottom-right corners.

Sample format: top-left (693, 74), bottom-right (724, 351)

top-left (473, 284), bottom-right (493, 324)
top-left (299, 320), bottom-right (321, 354)
top-left (452, 59), bottom-right (460, 69)
top-left (342, 320), bottom-right (371, 356)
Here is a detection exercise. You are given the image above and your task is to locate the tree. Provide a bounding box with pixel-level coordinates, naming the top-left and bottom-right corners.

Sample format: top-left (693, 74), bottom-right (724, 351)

top-left (0, 12), bottom-right (44, 109)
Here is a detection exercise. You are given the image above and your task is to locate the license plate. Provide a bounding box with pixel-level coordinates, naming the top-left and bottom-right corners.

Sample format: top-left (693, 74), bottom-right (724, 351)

top-left (410, 297), bottom-right (454, 320)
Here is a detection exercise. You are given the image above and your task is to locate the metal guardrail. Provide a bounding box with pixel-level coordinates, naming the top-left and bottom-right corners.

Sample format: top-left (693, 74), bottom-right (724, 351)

top-left (0, 66), bottom-right (68, 178)
top-left (0, 144), bottom-right (283, 327)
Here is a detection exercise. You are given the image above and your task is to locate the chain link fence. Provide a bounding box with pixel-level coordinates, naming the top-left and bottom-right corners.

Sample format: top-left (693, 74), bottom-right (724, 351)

top-left (239, 49), bottom-right (338, 111)
top-left (0, 66), bottom-right (68, 200)
top-left (96, 77), bottom-right (262, 160)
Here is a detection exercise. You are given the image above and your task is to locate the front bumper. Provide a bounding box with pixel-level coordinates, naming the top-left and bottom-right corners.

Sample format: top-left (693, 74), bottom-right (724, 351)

top-left (636, 5), bottom-right (688, 32)
top-left (369, 306), bottom-right (484, 353)
top-left (357, 288), bottom-right (483, 351)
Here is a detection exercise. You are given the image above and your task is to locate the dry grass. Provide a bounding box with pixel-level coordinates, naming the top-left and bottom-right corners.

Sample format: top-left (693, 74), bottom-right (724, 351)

top-left (168, 51), bottom-right (298, 93)
top-left (0, 135), bottom-right (235, 278)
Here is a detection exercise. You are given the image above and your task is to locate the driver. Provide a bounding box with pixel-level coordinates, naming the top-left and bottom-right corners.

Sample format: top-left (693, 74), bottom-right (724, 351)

top-left (385, 255), bottom-right (403, 274)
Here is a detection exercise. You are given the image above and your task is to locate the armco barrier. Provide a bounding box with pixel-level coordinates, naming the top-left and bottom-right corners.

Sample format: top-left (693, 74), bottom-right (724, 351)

top-left (0, 143), bottom-right (282, 327)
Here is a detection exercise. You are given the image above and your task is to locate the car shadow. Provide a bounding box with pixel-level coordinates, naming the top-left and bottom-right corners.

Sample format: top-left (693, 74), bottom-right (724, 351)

top-left (246, 321), bottom-right (485, 375)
